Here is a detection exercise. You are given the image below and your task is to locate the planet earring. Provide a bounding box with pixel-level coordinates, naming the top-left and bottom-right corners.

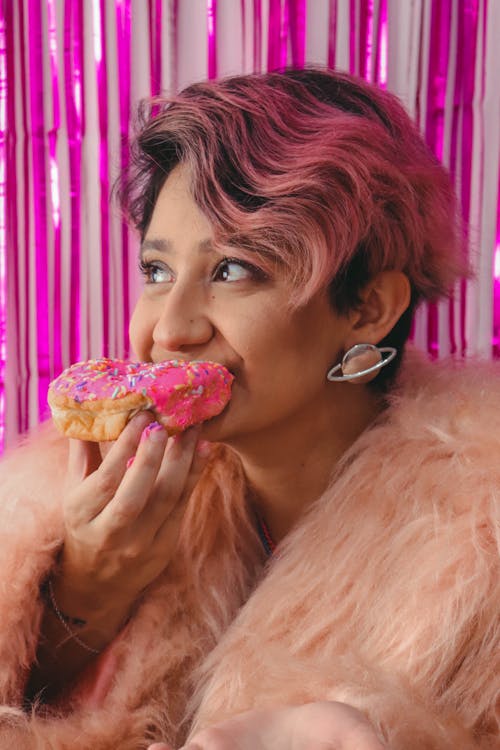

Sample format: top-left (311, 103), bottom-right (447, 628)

top-left (327, 343), bottom-right (397, 383)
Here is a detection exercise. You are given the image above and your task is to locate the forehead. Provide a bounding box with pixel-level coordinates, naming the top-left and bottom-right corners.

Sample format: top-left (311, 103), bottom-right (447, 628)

top-left (145, 165), bottom-right (214, 243)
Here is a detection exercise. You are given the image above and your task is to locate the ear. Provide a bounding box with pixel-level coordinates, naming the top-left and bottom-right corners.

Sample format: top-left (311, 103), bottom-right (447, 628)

top-left (347, 271), bottom-right (411, 345)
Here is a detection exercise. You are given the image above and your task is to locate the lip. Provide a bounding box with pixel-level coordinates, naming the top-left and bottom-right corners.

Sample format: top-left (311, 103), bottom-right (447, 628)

top-left (152, 358), bottom-right (237, 377)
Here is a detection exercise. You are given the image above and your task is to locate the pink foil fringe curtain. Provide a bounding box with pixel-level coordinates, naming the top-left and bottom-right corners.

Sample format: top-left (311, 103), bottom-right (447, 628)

top-left (1, 0), bottom-right (500, 450)
top-left (0, 3), bottom-right (6, 451)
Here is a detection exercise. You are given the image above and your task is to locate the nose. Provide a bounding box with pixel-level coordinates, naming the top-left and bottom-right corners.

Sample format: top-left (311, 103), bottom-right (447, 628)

top-left (152, 281), bottom-right (213, 355)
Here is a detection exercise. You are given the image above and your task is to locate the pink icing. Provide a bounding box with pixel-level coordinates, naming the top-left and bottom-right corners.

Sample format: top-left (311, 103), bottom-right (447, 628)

top-left (49, 358), bottom-right (234, 430)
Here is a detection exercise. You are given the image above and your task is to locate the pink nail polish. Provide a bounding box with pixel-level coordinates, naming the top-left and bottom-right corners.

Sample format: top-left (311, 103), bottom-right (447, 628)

top-left (126, 456), bottom-right (135, 469)
top-left (141, 421), bottom-right (166, 443)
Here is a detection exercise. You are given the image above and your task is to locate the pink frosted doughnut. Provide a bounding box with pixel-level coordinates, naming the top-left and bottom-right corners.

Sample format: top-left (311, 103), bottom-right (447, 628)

top-left (47, 358), bottom-right (234, 442)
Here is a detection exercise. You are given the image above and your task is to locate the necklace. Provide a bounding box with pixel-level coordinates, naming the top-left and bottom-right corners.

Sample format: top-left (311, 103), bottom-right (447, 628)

top-left (256, 515), bottom-right (277, 556)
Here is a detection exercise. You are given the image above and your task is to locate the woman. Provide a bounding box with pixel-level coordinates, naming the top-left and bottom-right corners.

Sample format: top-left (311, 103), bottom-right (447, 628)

top-left (0, 69), bottom-right (497, 749)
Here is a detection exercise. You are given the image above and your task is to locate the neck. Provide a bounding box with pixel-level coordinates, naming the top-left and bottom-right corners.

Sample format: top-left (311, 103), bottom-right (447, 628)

top-left (228, 386), bottom-right (384, 544)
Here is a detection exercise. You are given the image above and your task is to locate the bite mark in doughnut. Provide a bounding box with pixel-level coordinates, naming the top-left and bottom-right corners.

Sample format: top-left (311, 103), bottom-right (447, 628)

top-left (47, 358), bottom-right (234, 442)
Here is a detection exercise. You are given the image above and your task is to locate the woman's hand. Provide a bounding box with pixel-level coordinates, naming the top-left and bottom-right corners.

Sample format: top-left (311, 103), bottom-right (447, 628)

top-left (52, 411), bottom-right (205, 644)
top-left (149, 702), bottom-right (385, 750)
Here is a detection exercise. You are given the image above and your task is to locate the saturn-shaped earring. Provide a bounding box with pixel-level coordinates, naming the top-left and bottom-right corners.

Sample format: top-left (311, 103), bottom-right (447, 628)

top-left (326, 344), bottom-right (397, 384)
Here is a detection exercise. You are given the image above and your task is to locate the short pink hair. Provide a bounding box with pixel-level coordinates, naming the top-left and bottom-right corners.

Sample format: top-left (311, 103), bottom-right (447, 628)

top-left (121, 68), bottom-right (469, 310)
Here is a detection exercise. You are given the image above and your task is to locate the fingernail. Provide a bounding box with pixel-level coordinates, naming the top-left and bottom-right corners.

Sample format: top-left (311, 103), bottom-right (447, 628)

top-left (126, 455), bottom-right (135, 469)
top-left (141, 421), bottom-right (166, 443)
top-left (196, 440), bottom-right (212, 457)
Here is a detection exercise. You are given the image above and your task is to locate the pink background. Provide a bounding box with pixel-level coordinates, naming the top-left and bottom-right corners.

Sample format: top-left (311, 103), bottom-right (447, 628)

top-left (1, 0), bottom-right (500, 450)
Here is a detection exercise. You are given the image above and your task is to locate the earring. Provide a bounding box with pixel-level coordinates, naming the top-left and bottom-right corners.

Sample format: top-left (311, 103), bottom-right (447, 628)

top-left (326, 343), bottom-right (397, 383)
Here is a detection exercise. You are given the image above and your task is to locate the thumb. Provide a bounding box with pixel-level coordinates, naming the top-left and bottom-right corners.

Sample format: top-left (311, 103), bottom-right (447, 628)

top-left (66, 437), bottom-right (102, 485)
top-left (148, 744), bottom-right (173, 750)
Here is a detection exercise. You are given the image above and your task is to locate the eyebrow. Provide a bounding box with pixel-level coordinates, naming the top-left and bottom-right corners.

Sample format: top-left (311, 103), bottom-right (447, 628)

top-left (139, 237), bottom-right (214, 260)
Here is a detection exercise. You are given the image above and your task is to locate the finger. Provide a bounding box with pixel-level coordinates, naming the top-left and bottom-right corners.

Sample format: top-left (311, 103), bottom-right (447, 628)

top-left (158, 427), bottom-right (202, 498)
top-left (148, 744), bottom-right (173, 750)
top-left (66, 412), bottom-right (154, 523)
top-left (67, 437), bottom-right (102, 483)
top-left (102, 410), bottom-right (156, 471)
top-left (147, 427), bottom-right (201, 522)
top-left (98, 420), bottom-right (170, 530)
top-left (129, 427), bottom-right (202, 545)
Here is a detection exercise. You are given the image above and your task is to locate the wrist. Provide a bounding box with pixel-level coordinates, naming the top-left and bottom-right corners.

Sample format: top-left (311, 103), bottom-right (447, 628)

top-left (43, 574), bottom-right (134, 649)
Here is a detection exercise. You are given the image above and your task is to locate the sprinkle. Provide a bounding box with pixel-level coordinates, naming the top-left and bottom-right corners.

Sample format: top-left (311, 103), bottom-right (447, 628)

top-left (111, 386), bottom-right (120, 399)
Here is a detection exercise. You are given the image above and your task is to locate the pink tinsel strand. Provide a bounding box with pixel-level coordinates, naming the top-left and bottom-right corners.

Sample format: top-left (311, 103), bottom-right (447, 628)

top-left (289, 0), bottom-right (305, 69)
top-left (268, 0), bottom-right (281, 71)
top-left (359, 0), bottom-right (371, 81)
top-left (96, 0), bottom-right (110, 358)
top-left (207, 0), bottom-right (217, 79)
top-left (47, 0), bottom-right (62, 382)
top-left (349, 0), bottom-right (357, 74)
top-left (253, 0), bottom-right (262, 73)
top-left (425, 0), bottom-right (452, 357)
top-left (18, 1), bottom-right (30, 434)
top-left (0, 0), bottom-right (7, 451)
top-left (172, 0), bottom-right (179, 92)
top-left (458, 0), bottom-right (480, 356)
top-left (493, 234), bottom-right (500, 356)
top-left (241, 0), bottom-right (246, 71)
top-left (365, 0), bottom-right (374, 81)
top-left (27, 0), bottom-right (51, 422)
top-left (280, 0), bottom-right (289, 70)
top-left (64, 0), bottom-right (83, 365)
top-left (116, 0), bottom-right (131, 356)
top-left (377, 0), bottom-right (387, 86)
top-left (328, 0), bottom-right (337, 69)
top-left (149, 0), bottom-right (162, 96)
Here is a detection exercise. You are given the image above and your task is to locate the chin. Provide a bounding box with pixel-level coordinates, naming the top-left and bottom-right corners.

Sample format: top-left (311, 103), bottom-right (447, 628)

top-left (198, 399), bottom-right (256, 446)
top-left (199, 407), bottom-right (235, 443)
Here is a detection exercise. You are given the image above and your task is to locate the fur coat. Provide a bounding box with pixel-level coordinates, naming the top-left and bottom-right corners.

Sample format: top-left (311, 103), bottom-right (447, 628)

top-left (0, 351), bottom-right (498, 749)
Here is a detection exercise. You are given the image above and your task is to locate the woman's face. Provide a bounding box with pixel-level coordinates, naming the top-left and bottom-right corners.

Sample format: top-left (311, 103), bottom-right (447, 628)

top-left (129, 166), bottom-right (353, 445)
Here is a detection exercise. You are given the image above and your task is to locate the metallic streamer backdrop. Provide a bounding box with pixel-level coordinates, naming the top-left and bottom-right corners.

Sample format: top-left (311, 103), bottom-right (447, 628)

top-left (0, 0), bottom-right (499, 450)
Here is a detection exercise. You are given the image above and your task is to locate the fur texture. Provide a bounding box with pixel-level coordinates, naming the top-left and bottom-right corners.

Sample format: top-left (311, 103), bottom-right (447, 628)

top-left (0, 351), bottom-right (498, 749)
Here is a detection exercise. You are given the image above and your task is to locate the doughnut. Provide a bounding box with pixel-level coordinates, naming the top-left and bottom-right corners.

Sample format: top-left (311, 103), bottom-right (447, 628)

top-left (47, 358), bottom-right (234, 442)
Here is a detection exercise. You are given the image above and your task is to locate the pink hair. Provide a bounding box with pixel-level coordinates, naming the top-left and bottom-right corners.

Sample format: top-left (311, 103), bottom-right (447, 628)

top-left (121, 68), bottom-right (469, 309)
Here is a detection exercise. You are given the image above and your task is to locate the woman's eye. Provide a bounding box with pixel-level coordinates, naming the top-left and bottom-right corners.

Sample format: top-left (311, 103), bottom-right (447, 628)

top-left (138, 260), bottom-right (174, 284)
top-left (212, 258), bottom-right (264, 282)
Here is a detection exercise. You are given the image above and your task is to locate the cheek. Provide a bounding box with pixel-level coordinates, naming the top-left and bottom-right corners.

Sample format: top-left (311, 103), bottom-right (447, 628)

top-left (235, 322), bottom-right (303, 390)
top-left (237, 311), bottom-right (329, 391)
top-left (128, 301), bottom-right (152, 357)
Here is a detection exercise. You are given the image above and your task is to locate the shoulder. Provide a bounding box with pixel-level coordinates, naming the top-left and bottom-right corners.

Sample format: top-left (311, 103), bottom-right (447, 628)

top-left (325, 348), bottom-right (499, 564)
top-left (389, 347), bottom-right (500, 433)
top-left (378, 349), bottom-right (500, 500)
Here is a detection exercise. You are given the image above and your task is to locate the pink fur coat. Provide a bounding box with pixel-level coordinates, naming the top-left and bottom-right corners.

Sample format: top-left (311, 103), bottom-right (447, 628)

top-left (0, 351), bottom-right (498, 749)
